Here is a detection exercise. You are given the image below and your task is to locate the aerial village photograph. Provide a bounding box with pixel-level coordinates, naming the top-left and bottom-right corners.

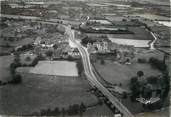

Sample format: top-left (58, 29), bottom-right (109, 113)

top-left (0, 0), bottom-right (170, 117)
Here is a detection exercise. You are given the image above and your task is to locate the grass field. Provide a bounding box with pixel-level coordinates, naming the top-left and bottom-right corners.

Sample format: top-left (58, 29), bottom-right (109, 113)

top-left (94, 60), bottom-right (161, 89)
top-left (0, 55), bottom-right (14, 82)
top-left (29, 61), bottom-right (78, 77)
top-left (135, 49), bottom-right (165, 61)
top-left (0, 74), bottom-right (98, 115)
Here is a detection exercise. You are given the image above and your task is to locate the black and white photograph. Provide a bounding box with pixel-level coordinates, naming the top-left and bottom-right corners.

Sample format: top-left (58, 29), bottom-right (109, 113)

top-left (0, 0), bottom-right (170, 116)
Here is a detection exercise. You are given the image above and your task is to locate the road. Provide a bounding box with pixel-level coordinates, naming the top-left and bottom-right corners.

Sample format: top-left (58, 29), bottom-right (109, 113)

top-left (0, 14), bottom-right (80, 25)
top-left (65, 25), bottom-right (134, 117)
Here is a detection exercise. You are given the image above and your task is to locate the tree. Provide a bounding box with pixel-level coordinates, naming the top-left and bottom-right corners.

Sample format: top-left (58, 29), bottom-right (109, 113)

top-left (161, 71), bottom-right (170, 98)
top-left (130, 76), bottom-right (138, 84)
top-left (142, 83), bottom-right (152, 99)
top-left (68, 104), bottom-right (80, 115)
top-left (100, 59), bottom-right (105, 65)
top-left (68, 55), bottom-right (74, 61)
top-left (32, 57), bottom-right (39, 66)
top-left (14, 53), bottom-right (20, 66)
top-left (11, 74), bottom-right (22, 84)
top-left (79, 102), bottom-right (86, 115)
top-left (53, 107), bottom-right (60, 115)
top-left (53, 44), bottom-right (58, 49)
top-left (61, 108), bottom-right (66, 117)
top-left (122, 92), bottom-right (127, 99)
top-left (122, 19), bottom-right (127, 22)
top-left (10, 63), bottom-right (17, 76)
top-left (130, 77), bottom-right (141, 101)
top-left (137, 71), bottom-right (144, 77)
top-left (137, 58), bottom-right (147, 63)
top-left (76, 60), bottom-right (83, 76)
top-left (45, 50), bottom-right (53, 58)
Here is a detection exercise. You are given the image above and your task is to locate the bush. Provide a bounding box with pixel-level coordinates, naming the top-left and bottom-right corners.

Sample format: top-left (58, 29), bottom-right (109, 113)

top-left (137, 58), bottom-right (147, 63)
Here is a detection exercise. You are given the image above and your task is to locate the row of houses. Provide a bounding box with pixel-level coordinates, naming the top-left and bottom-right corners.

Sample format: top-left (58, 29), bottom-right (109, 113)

top-left (33, 36), bottom-right (80, 60)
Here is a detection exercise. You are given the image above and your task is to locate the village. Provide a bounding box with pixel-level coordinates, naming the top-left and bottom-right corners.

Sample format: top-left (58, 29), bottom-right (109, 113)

top-left (0, 0), bottom-right (170, 117)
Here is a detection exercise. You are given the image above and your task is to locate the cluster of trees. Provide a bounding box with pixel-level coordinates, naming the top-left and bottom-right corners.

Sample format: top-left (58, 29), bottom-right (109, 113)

top-left (16, 44), bottom-right (34, 52)
top-left (81, 37), bottom-right (95, 45)
top-left (130, 76), bottom-right (141, 101)
top-left (0, 52), bottom-right (11, 56)
top-left (45, 25), bottom-right (59, 33)
top-left (45, 50), bottom-right (53, 59)
top-left (33, 103), bottom-right (86, 116)
top-left (149, 57), bottom-right (167, 72)
top-left (138, 57), bottom-right (167, 72)
top-left (0, 53), bottom-right (23, 86)
top-left (137, 58), bottom-right (147, 63)
top-left (130, 69), bottom-right (170, 108)
top-left (149, 57), bottom-right (170, 99)
top-left (130, 71), bottom-right (154, 101)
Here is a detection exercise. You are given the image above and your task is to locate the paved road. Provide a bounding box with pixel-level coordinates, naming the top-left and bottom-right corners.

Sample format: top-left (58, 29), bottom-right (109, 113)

top-left (65, 26), bottom-right (134, 117)
top-left (0, 14), bottom-right (80, 25)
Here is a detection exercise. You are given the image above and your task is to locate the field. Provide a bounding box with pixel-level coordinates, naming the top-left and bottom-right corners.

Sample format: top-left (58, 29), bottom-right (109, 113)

top-left (0, 55), bottom-right (14, 82)
top-left (130, 14), bottom-right (170, 21)
top-left (93, 60), bottom-right (161, 89)
top-left (108, 38), bottom-right (150, 47)
top-left (29, 61), bottom-right (78, 77)
top-left (107, 27), bottom-right (154, 47)
top-left (0, 74), bottom-right (98, 115)
top-left (136, 49), bottom-right (165, 61)
top-left (108, 27), bottom-right (154, 40)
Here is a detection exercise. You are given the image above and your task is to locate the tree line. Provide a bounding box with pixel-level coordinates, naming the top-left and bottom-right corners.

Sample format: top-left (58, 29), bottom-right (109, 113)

top-left (32, 102), bottom-right (86, 116)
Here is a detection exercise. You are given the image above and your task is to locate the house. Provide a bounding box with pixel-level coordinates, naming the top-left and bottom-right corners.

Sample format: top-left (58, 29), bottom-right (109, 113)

top-left (72, 48), bottom-right (80, 58)
top-left (34, 37), bottom-right (41, 45)
top-left (116, 45), bottom-right (135, 64)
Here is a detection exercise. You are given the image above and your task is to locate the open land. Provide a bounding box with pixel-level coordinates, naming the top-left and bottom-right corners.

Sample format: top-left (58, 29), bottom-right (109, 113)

top-left (0, 73), bottom-right (99, 115)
